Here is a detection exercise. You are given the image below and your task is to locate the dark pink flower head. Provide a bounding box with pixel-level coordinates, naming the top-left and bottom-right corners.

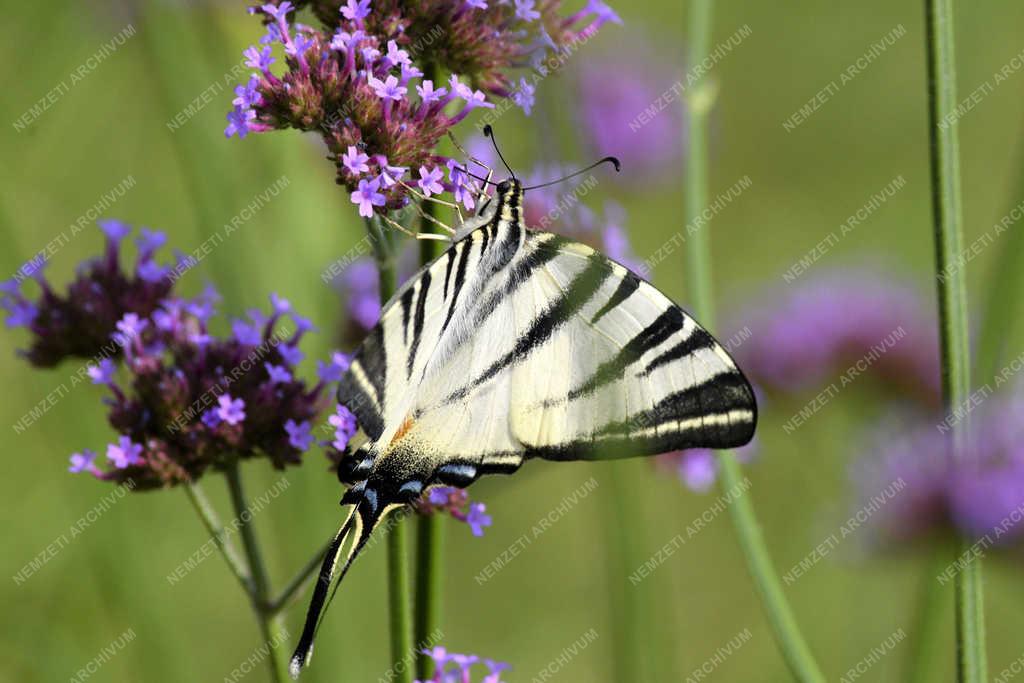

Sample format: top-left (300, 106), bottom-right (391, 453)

top-left (2, 221), bottom-right (174, 368)
top-left (229, 0), bottom-right (620, 214)
top-left (2, 222), bottom-right (348, 490)
top-left (729, 267), bottom-right (942, 406)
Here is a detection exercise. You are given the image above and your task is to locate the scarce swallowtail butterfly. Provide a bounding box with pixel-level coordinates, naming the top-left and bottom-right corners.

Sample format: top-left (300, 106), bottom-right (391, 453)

top-left (290, 142), bottom-right (757, 678)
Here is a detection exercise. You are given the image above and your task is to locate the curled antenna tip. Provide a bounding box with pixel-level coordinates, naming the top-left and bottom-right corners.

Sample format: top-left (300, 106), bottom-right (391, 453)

top-left (483, 124), bottom-right (494, 137)
top-left (604, 156), bottom-right (622, 172)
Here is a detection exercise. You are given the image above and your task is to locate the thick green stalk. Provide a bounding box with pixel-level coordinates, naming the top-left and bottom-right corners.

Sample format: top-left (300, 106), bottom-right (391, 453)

top-left (684, 2), bottom-right (824, 681)
top-left (368, 216), bottom-right (414, 683)
top-left (923, 1), bottom-right (986, 680)
top-left (717, 457), bottom-right (825, 682)
top-left (414, 515), bottom-right (443, 678)
top-left (387, 523), bottom-right (414, 683)
top-left (603, 464), bottom-right (650, 682)
top-left (225, 463), bottom-right (290, 683)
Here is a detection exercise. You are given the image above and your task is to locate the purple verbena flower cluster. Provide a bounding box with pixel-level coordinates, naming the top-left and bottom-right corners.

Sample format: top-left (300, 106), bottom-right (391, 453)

top-left (227, 1), bottom-right (619, 214)
top-left (414, 486), bottom-right (493, 536)
top-left (6, 221), bottom-right (347, 489)
top-left (418, 646), bottom-right (510, 683)
top-left (2, 220), bottom-right (174, 368)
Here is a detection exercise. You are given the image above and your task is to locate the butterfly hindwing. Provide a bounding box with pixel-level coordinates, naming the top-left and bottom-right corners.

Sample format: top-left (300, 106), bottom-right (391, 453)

top-left (507, 235), bottom-right (756, 460)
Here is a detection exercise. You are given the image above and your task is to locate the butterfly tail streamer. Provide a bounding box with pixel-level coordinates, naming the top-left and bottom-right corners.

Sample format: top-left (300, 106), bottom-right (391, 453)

top-left (288, 499), bottom-right (390, 679)
top-left (289, 506), bottom-right (359, 679)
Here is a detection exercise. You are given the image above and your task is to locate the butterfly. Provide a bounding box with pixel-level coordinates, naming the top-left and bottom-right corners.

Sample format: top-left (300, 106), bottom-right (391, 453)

top-left (289, 167), bottom-right (757, 678)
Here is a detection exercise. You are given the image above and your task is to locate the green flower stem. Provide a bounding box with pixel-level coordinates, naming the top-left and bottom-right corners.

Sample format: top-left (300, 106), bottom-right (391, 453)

top-left (414, 515), bottom-right (444, 679)
top-left (368, 216), bottom-right (415, 683)
top-left (603, 464), bottom-right (650, 683)
top-left (224, 463), bottom-right (290, 683)
top-left (184, 481), bottom-right (254, 596)
top-left (923, 0), bottom-right (986, 680)
top-left (717, 456), bottom-right (826, 683)
top-left (684, 2), bottom-right (825, 681)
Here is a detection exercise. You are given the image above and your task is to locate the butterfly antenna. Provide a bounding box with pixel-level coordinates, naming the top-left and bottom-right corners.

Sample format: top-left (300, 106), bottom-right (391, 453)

top-left (483, 124), bottom-right (516, 180)
top-left (522, 156), bottom-right (621, 191)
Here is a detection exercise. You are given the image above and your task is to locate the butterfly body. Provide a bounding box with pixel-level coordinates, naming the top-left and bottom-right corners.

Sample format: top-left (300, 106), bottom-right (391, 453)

top-left (290, 179), bottom-right (756, 677)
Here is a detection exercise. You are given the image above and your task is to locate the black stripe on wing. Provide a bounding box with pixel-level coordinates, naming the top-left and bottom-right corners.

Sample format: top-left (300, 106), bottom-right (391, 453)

top-left (447, 252), bottom-right (610, 402)
top-left (443, 247), bottom-right (456, 300)
top-left (338, 326), bottom-right (386, 440)
top-left (471, 233), bottom-right (567, 329)
top-left (590, 271), bottom-right (640, 324)
top-left (601, 372), bottom-right (756, 446)
top-left (442, 239), bottom-right (472, 332)
top-left (640, 327), bottom-right (716, 377)
top-left (400, 287), bottom-right (414, 346)
top-left (525, 370), bottom-right (755, 461)
top-left (564, 307), bottom-right (685, 402)
top-left (406, 270), bottom-right (431, 378)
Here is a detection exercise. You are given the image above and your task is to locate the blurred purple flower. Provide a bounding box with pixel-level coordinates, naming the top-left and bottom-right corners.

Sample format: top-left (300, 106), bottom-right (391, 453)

top-left (285, 419), bottom-right (315, 451)
top-left (88, 358), bottom-right (117, 385)
top-left (329, 404), bottom-right (358, 451)
top-left (577, 35), bottom-right (682, 182)
top-left (107, 436), bottom-right (144, 469)
top-left (216, 394), bottom-right (247, 426)
top-left (417, 646), bottom-right (509, 683)
top-left (853, 387), bottom-right (1024, 547)
top-left (68, 449), bottom-right (100, 475)
top-left (5, 221), bottom-right (173, 367)
top-left (730, 267), bottom-right (941, 405)
top-left (317, 351), bottom-right (352, 383)
top-left (265, 362), bottom-right (293, 384)
top-left (657, 437), bottom-right (760, 493)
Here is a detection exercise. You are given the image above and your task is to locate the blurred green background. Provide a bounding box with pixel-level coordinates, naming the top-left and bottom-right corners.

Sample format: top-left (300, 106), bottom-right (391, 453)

top-left (3, 1), bottom-right (1024, 681)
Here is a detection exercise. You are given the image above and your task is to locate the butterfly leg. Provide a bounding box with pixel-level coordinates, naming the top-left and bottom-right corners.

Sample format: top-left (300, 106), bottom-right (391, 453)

top-left (379, 213), bottom-right (451, 242)
top-left (398, 181), bottom-right (464, 230)
top-left (399, 181), bottom-right (460, 210)
top-left (411, 200), bottom-right (457, 235)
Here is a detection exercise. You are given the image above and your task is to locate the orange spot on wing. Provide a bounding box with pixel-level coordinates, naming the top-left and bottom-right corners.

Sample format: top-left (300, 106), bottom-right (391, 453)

top-left (390, 415), bottom-right (415, 445)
